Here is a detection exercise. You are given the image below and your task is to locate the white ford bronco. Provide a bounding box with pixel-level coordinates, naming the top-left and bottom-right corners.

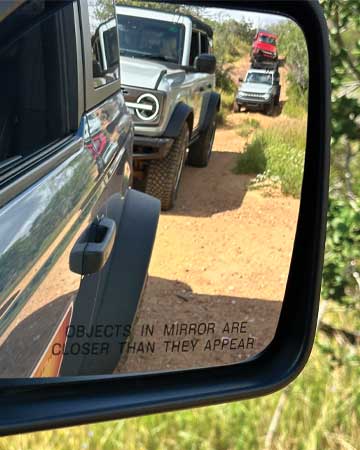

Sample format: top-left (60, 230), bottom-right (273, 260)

top-left (234, 67), bottom-right (281, 115)
top-left (116, 5), bottom-right (221, 210)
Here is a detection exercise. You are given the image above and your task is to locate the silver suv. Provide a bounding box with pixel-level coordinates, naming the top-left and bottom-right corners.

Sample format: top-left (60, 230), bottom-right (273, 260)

top-left (116, 5), bottom-right (221, 210)
top-left (234, 68), bottom-right (281, 115)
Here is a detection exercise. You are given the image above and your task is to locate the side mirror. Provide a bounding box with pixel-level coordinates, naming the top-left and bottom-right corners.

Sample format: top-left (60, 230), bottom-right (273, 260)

top-left (195, 54), bottom-right (216, 74)
top-left (0, 0), bottom-right (330, 436)
top-left (92, 59), bottom-right (103, 78)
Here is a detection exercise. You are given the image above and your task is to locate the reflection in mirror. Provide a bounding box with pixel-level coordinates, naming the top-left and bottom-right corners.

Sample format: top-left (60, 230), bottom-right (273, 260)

top-left (0, 2), bottom-right (308, 378)
top-left (116, 3), bottom-right (308, 374)
top-left (89, 0), bottom-right (120, 88)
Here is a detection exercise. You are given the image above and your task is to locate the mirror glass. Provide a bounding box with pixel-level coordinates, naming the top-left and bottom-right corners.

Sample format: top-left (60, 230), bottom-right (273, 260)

top-left (0, 1), bottom-right (308, 377)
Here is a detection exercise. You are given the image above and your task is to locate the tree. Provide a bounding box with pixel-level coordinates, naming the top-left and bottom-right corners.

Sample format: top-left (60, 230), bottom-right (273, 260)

top-left (93, 0), bottom-right (204, 22)
top-left (272, 20), bottom-right (309, 94)
top-left (320, 0), bottom-right (360, 306)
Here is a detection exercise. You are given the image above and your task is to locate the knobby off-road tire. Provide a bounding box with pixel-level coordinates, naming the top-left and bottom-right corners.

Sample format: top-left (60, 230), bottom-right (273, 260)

top-left (264, 99), bottom-right (275, 116)
top-left (274, 92), bottom-right (280, 106)
top-left (145, 123), bottom-right (189, 211)
top-left (187, 112), bottom-right (217, 168)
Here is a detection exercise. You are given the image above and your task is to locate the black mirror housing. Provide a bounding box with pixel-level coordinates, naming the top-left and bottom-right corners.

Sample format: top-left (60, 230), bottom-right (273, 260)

top-left (195, 54), bottom-right (217, 74)
top-left (0, 0), bottom-right (330, 436)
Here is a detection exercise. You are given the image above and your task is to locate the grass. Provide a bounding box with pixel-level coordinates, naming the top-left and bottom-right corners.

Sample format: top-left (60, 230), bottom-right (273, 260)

top-left (216, 91), bottom-right (235, 126)
top-left (283, 86), bottom-right (308, 119)
top-left (1, 301), bottom-right (358, 450)
top-left (236, 118), bottom-right (261, 138)
top-left (283, 99), bottom-right (308, 119)
top-left (233, 118), bottom-right (307, 197)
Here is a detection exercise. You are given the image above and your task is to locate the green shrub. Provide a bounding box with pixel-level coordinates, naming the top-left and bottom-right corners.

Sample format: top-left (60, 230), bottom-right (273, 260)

top-left (282, 100), bottom-right (307, 119)
top-left (283, 84), bottom-right (308, 119)
top-left (237, 126), bottom-right (253, 138)
top-left (220, 91), bottom-right (235, 111)
top-left (236, 118), bottom-right (261, 138)
top-left (216, 91), bottom-right (235, 125)
top-left (232, 136), bottom-right (267, 174)
top-left (233, 119), bottom-right (306, 196)
top-left (322, 194), bottom-right (360, 304)
top-left (244, 118), bottom-right (260, 128)
top-left (215, 66), bottom-right (235, 93)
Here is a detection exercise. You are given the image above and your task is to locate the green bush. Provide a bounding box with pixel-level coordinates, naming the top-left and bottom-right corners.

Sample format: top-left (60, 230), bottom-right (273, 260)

top-left (283, 84), bottom-right (308, 119)
top-left (322, 194), bottom-right (360, 304)
top-left (236, 118), bottom-right (261, 138)
top-left (232, 136), bottom-right (267, 174)
top-left (244, 118), bottom-right (260, 128)
top-left (237, 126), bottom-right (253, 138)
top-left (216, 91), bottom-right (235, 125)
top-left (233, 119), bottom-right (306, 196)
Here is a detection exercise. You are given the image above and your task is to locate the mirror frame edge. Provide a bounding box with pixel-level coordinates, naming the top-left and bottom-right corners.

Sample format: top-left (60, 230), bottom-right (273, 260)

top-left (0, 0), bottom-right (330, 436)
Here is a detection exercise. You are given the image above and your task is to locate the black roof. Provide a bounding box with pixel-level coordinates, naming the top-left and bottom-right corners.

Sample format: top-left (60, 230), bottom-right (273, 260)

top-left (117, 4), bottom-right (213, 38)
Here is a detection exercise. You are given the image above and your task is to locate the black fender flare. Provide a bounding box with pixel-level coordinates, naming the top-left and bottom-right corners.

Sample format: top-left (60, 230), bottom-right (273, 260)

top-left (60, 189), bottom-right (160, 376)
top-left (198, 91), bottom-right (221, 135)
top-left (163, 103), bottom-right (194, 139)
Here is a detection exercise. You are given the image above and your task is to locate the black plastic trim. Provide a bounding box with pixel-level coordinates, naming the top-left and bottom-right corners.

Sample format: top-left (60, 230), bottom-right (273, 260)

top-left (163, 102), bottom-right (194, 138)
top-left (198, 91), bottom-right (221, 133)
top-left (155, 69), bottom-right (168, 90)
top-left (0, 0), bottom-right (330, 436)
top-left (133, 136), bottom-right (174, 160)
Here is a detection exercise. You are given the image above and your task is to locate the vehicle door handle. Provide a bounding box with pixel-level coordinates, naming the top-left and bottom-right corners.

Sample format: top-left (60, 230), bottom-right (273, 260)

top-left (199, 87), bottom-right (205, 92)
top-left (69, 217), bottom-right (116, 275)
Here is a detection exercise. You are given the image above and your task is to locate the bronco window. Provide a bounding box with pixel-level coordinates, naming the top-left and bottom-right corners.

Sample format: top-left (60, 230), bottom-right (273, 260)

top-left (117, 15), bottom-right (185, 65)
top-left (200, 33), bottom-right (209, 54)
top-left (246, 73), bottom-right (273, 84)
top-left (0, 3), bottom-right (77, 171)
top-left (259, 35), bottom-right (276, 45)
top-left (189, 30), bottom-right (200, 65)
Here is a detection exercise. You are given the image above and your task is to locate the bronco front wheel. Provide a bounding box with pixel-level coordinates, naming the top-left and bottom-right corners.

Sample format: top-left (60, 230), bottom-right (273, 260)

top-left (145, 123), bottom-right (189, 211)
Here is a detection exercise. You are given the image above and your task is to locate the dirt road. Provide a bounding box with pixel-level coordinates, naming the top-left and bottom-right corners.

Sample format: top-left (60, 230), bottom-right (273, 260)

top-left (117, 58), bottom-right (300, 374)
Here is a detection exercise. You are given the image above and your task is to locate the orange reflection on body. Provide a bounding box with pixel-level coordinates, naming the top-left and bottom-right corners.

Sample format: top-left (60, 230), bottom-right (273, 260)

top-left (31, 305), bottom-right (73, 378)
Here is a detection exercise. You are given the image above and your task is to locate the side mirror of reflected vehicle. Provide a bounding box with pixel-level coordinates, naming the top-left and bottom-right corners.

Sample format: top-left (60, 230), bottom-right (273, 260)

top-left (92, 59), bottom-right (103, 78)
top-left (195, 54), bottom-right (217, 74)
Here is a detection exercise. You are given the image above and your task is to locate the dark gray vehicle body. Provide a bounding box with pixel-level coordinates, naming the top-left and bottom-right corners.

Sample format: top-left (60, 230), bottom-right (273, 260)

top-left (0, 0), bottom-right (159, 378)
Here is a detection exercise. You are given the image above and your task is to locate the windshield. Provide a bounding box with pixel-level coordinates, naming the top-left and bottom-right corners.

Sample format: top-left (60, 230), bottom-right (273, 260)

top-left (245, 72), bottom-right (273, 85)
top-left (117, 15), bottom-right (185, 64)
top-left (259, 35), bottom-right (276, 46)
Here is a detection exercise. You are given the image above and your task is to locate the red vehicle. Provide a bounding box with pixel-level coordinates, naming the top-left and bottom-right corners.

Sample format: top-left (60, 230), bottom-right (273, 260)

top-left (251, 30), bottom-right (278, 67)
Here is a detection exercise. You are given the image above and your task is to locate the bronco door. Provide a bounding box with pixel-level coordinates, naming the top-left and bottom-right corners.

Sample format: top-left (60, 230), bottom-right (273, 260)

top-left (186, 29), bottom-right (215, 132)
top-left (0, 0), bottom-right (136, 378)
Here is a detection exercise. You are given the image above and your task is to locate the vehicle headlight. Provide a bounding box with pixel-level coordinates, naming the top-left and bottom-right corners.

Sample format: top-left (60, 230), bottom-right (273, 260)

top-left (122, 86), bottom-right (165, 125)
top-left (134, 93), bottom-right (160, 121)
top-left (264, 93), bottom-right (271, 100)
